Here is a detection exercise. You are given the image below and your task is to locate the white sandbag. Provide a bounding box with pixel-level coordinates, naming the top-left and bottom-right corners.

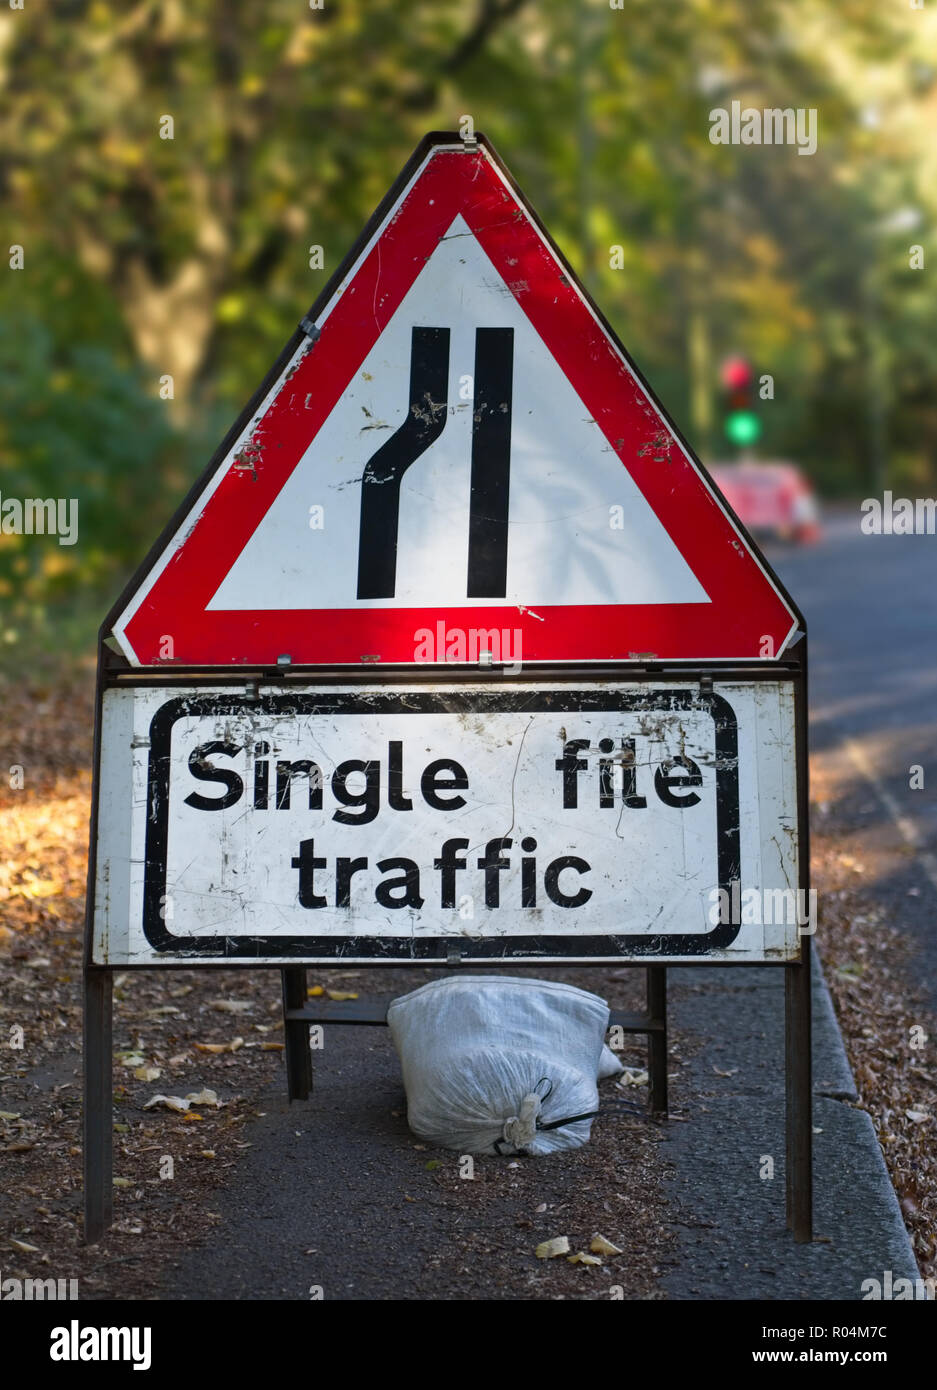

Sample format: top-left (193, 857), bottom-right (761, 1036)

top-left (387, 975), bottom-right (623, 1156)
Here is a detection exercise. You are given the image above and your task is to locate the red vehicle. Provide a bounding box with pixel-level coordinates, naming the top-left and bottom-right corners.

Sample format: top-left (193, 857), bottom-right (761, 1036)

top-left (707, 460), bottom-right (822, 544)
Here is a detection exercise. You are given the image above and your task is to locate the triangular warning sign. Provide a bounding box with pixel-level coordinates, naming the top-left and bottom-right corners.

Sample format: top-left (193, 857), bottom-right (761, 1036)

top-left (111, 132), bottom-right (800, 668)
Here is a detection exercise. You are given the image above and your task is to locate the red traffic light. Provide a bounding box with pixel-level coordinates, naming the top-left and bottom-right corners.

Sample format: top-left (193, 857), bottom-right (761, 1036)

top-left (720, 355), bottom-right (754, 391)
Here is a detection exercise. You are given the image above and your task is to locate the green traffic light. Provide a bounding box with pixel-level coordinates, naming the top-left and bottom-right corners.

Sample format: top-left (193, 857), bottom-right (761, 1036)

top-left (725, 409), bottom-right (762, 446)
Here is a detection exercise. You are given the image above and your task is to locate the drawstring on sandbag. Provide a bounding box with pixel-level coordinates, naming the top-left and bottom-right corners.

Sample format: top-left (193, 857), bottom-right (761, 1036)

top-left (499, 1092), bottom-right (543, 1151)
top-left (536, 1107), bottom-right (601, 1131)
top-left (496, 1077), bottom-right (600, 1153)
top-left (494, 1077), bottom-right (654, 1154)
top-left (495, 1076), bottom-right (552, 1154)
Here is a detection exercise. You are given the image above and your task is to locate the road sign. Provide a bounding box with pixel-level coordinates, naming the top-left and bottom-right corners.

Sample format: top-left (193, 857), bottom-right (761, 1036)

top-left (90, 680), bottom-right (799, 966)
top-left (85, 132), bottom-right (812, 1246)
top-left (108, 133), bottom-right (798, 669)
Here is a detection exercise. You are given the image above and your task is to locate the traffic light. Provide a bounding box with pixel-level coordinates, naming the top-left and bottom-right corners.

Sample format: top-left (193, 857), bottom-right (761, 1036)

top-left (720, 356), bottom-right (762, 449)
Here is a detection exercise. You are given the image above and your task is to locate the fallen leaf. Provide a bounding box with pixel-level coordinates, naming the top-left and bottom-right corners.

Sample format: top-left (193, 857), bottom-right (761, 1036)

top-left (712, 1066), bottom-right (739, 1078)
top-left (261, 1042), bottom-right (285, 1052)
top-left (116, 1051), bottom-right (145, 1068)
top-left (0, 1111), bottom-right (22, 1121)
top-left (112, 1178), bottom-right (132, 1188)
top-left (306, 986), bottom-right (324, 997)
top-left (12, 878), bottom-right (61, 900)
top-left (185, 1089), bottom-right (221, 1108)
top-left (568, 1251), bottom-right (602, 1266)
top-left (10, 1238), bottom-right (39, 1253)
top-left (906, 1110), bottom-right (930, 1123)
top-left (425, 1159), bottom-right (443, 1171)
top-left (180, 1112), bottom-right (203, 1123)
top-left (535, 1203), bottom-right (547, 1213)
top-left (616, 1067), bottom-right (649, 1087)
top-left (210, 1000), bottom-right (253, 1013)
top-left (199, 1150), bottom-right (216, 1159)
top-left (838, 854), bottom-right (865, 874)
top-left (325, 990), bottom-right (358, 1001)
top-left (590, 1233), bottom-right (622, 1256)
top-left (133, 1066), bottom-right (161, 1082)
top-left (535, 1236), bottom-right (570, 1259)
top-left (143, 1094), bottom-right (190, 1113)
top-left (193, 1037), bottom-right (244, 1054)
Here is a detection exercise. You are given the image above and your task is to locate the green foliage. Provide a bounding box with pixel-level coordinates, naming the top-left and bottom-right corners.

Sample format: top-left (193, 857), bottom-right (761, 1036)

top-left (0, 291), bottom-right (179, 646)
top-left (0, 0), bottom-right (934, 663)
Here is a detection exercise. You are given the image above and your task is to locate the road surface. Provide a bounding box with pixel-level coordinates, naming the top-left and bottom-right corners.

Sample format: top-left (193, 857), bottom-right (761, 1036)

top-left (765, 510), bottom-right (937, 1011)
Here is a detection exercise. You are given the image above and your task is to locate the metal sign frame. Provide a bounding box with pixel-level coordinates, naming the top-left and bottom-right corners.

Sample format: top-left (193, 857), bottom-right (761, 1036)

top-left (82, 129), bottom-right (812, 1249)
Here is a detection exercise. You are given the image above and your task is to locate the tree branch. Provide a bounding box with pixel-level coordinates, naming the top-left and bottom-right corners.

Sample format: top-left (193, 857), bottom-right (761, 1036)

top-left (403, 0), bottom-right (531, 110)
top-left (440, 0), bottom-right (531, 75)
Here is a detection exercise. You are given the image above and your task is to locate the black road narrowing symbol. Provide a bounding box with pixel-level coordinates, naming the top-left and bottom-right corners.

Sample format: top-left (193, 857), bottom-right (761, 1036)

top-left (356, 325), bottom-right (515, 600)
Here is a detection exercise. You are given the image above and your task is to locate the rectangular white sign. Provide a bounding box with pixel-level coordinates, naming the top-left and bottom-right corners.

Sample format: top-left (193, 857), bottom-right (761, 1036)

top-left (91, 681), bottom-right (801, 965)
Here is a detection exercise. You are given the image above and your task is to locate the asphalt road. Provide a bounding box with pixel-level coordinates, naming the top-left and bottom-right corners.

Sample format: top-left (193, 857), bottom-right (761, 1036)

top-left (763, 509), bottom-right (937, 1011)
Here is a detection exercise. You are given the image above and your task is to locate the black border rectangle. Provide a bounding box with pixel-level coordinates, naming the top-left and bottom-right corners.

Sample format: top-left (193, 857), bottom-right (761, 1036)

top-left (136, 686), bottom-right (743, 961)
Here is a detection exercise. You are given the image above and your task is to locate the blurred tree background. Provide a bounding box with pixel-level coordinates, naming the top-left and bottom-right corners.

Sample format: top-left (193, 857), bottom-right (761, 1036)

top-left (1, 0), bottom-right (935, 660)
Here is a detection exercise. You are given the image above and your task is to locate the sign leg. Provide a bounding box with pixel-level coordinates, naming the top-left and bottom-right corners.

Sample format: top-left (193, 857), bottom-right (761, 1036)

top-left (282, 967), bottom-right (312, 1101)
top-left (83, 968), bottom-right (113, 1244)
top-left (647, 966), bottom-right (668, 1113)
top-left (785, 941), bottom-right (813, 1241)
